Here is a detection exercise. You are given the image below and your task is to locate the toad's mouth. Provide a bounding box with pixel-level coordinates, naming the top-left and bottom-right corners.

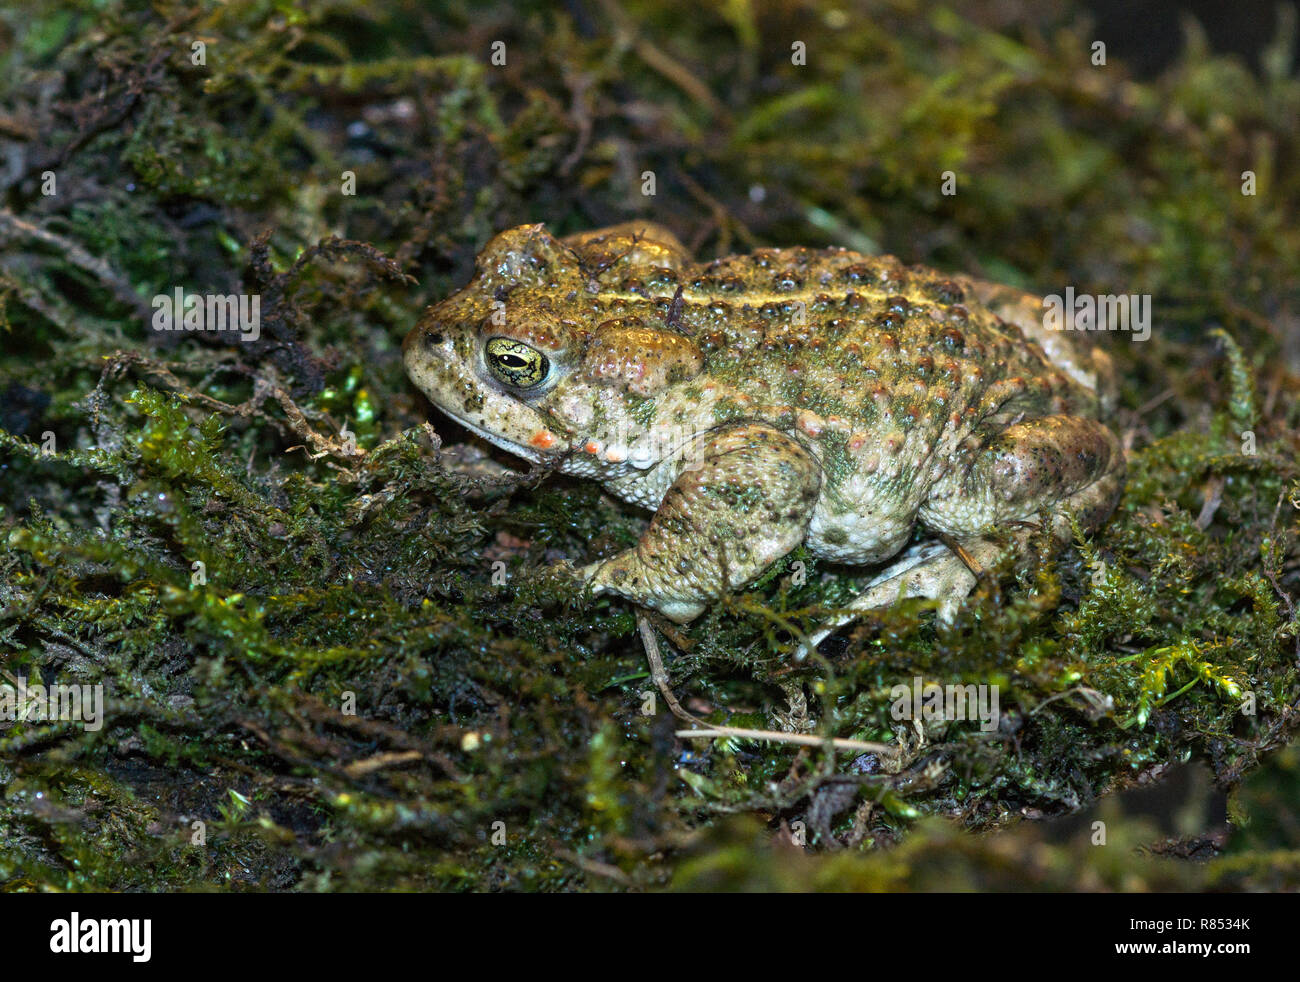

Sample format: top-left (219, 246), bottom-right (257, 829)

top-left (433, 398), bottom-right (708, 478)
top-left (429, 402), bottom-right (555, 466)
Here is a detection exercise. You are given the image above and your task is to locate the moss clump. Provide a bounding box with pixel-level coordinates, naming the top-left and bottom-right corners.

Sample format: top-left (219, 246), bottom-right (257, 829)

top-left (1, 0), bottom-right (1298, 891)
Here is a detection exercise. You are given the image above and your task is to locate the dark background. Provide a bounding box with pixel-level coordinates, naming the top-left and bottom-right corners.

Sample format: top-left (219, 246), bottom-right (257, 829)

top-left (1082, 0), bottom-right (1290, 76)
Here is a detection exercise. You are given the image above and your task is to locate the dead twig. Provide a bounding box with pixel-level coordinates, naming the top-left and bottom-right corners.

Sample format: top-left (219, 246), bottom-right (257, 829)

top-left (341, 750), bottom-right (423, 778)
top-left (636, 613), bottom-right (891, 754)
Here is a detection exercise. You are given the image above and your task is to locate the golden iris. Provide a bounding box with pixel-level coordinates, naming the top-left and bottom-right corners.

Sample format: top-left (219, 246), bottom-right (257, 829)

top-left (485, 337), bottom-right (549, 389)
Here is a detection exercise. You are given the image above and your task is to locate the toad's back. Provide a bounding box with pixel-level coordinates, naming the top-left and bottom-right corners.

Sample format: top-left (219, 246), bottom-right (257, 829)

top-left (563, 241), bottom-right (1109, 445)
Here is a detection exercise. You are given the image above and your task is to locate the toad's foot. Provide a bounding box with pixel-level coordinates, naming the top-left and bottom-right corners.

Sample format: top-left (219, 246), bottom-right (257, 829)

top-left (793, 414), bottom-right (1125, 660)
top-left (792, 538), bottom-right (1000, 661)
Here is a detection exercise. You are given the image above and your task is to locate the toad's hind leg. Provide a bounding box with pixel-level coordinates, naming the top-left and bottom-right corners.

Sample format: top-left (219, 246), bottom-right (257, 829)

top-left (796, 415), bottom-right (1124, 658)
top-left (920, 413), bottom-right (1125, 545)
top-left (794, 540), bottom-right (972, 659)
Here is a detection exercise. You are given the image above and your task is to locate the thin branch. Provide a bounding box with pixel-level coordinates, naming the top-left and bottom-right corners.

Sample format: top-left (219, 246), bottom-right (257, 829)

top-left (637, 613), bottom-right (891, 754)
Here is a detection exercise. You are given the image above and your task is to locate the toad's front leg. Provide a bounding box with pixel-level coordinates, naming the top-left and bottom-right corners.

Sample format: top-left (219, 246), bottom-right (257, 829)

top-left (580, 424), bottom-right (822, 623)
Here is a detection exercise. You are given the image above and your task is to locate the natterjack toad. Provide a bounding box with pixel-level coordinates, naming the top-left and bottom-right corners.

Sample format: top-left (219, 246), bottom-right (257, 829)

top-left (404, 222), bottom-right (1124, 637)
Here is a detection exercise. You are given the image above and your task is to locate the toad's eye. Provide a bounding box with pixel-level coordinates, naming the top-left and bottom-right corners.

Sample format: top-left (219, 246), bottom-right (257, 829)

top-left (485, 337), bottom-right (549, 389)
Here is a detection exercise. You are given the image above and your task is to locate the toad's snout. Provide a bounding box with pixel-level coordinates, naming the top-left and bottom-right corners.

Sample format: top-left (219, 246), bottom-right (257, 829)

top-left (403, 319), bottom-right (457, 373)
